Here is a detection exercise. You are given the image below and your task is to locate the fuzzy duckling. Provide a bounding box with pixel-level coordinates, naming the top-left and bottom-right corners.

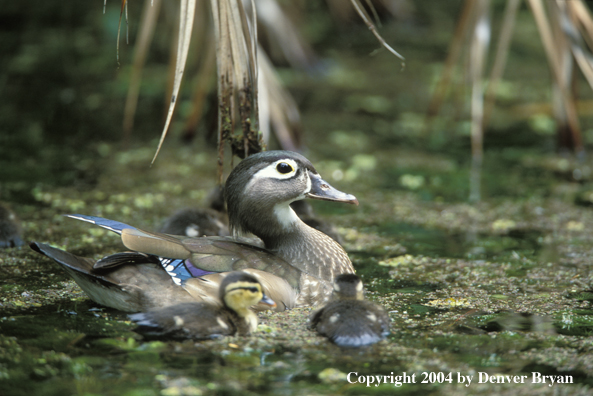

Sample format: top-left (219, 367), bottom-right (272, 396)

top-left (159, 186), bottom-right (229, 237)
top-left (0, 203), bottom-right (23, 248)
top-left (308, 274), bottom-right (390, 347)
top-left (129, 271), bottom-right (276, 339)
top-left (158, 207), bottom-right (229, 237)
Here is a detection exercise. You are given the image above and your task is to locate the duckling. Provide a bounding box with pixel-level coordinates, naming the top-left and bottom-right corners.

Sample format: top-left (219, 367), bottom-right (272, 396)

top-left (308, 274), bottom-right (390, 347)
top-left (0, 203), bottom-right (23, 248)
top-left (158, 207), bottom-right (229, 237)
top-left (159, 186), bottom-right (229, 237)
top-left (129, 271), bottom-right (276, 339)
top-left (31, 150), bottom-right (358, 312)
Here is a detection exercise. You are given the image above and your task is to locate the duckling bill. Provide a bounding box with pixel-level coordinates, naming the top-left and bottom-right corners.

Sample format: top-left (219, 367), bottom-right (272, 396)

top-left (30, 150), bottom-right (358, 312)
top-left (129, 271), bottom-right (275, 339)
top-left (308, 274), bottom-right (390, 348)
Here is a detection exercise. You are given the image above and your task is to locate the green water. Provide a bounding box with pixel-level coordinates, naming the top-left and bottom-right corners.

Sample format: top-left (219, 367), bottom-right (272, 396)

top-left (3, 0), bottom-right (593, 395)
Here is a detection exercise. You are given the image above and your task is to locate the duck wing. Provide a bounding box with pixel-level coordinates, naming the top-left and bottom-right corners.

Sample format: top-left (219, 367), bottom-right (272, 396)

top-left (65, 215), bottom-right (302, 310)
top-left (29, 242), bottom-right (196, 312)
top-left (67, 214), bottom-right (301, 287)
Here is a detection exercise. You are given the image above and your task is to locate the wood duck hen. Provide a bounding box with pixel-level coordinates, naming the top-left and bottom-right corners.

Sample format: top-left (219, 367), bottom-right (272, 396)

top-left (129, 271), bottom-right (276, 339)
top-left (30, 150), bottom-right (358, 312)
top-left (308, 274), bottom-right (390, 347)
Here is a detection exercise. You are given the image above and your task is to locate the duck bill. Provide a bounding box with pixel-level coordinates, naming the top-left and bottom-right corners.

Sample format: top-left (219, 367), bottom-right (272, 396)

top-left (306, 173), bottom-right (359, 206)
top-left (259, 293), bottom-right (277, 308)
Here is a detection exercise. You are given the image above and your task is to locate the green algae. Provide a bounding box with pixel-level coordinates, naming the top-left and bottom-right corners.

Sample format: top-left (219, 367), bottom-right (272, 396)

top-left (3, 1), bottom-right (593, 395)
top-left (5, 144), bottom-right (593, 394)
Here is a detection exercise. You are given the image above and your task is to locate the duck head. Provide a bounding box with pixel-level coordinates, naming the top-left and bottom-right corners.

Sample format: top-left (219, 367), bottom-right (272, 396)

top-left (332, 273), bottom-right (365, 301)
top-left (225, 150), bottom-right (358, 241)
top-left (220, 271), bottom-right (276, 312)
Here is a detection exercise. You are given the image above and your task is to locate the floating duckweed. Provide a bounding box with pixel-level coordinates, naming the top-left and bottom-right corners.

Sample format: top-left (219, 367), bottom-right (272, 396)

top-left (379, 254), bottom-right (415, 267)
top-left (93, 191), bottom-right (106, 200)
top-left (257, 324), bottom-right (275, 334)
top-left (158, 182), bottom-right (183, 195)
top-left (110, 193), bottom-right (129, 203)
top-left (162, 386), bottom-right (203, 396)
top-left (344, 168), bottom-right (359, 181)
top-left (177, 164), bottom-right (192, 176)
top-left (528, 114), bottom-right (555, 135)
top-left (134, 195), bottom-right (154, 208)
top-left (400, 174), bottom-right (425, 190)
top-left (360, 95), bottom-right (391, 114)
top-left (115, 147), bottom-right (154, 165)
top-left (426, 297), bottom-right (469, 308)
top-left (565, 221), bottom-right (584, 231)
top-left (88, 228), bottom-right (105, 237)
top-left (351, 154), bottom-right (377, 171)
top-left (318, 367), bottom-right (347, 383)
top-left (81, 235), bottom-right (96, 244)
top-left (491, 219), bottom-right (516, 232)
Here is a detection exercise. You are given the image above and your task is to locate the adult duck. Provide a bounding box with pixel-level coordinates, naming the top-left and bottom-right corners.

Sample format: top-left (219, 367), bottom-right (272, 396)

top-left (31, 150), bottom-right (358, 311)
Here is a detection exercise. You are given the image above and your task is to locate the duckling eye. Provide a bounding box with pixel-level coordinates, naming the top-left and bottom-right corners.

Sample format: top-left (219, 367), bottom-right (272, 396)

top-left (276, 162), bottom-right (294, 174)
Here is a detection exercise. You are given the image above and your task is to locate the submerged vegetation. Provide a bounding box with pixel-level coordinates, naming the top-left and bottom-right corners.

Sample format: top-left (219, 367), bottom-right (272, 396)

top-left (2, 0), bottom-right (593, 395)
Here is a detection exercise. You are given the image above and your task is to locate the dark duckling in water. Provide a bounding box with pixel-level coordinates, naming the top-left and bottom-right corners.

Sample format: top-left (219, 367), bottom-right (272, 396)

top-left (308, 274), bottom-right (390, 347)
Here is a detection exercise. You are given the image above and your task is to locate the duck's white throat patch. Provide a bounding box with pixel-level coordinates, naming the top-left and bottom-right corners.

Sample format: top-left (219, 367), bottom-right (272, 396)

top-left (274, 203), bottom-right (300, 231)
top-left (274, 170), bottom-right (310, 231)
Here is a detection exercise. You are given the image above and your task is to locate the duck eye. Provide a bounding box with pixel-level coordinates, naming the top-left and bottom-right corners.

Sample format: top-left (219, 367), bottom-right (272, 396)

top-left (276, 162), bottom-right (294, 174)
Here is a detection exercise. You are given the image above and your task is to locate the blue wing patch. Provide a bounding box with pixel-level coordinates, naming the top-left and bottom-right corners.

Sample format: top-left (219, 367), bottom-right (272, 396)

top-left (158, 257), bottom-right (215, 285)
top-left (65, 214), bottom-right (137, 235)
top-left (66, 214), bottom-right (214, 284)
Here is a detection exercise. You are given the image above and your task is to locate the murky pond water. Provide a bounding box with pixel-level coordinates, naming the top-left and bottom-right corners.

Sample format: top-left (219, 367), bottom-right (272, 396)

top-left (3, 1), bottom-right (593, 395)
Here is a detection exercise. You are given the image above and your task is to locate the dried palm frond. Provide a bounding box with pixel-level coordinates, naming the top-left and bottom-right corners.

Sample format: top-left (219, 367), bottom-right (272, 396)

top-left (326, 0), bottom-right (414, 23)
top-left (254, 0), bottom-right (318, 71)
top-left (115, 0), bottom-right (404, 177)
top-left (122, 0), bottom-right (162, 144)
top-left (151, 0), bottom-right (196, 164)
top-left (181, 31), bottom-right (217, 141)
top-left (564, 2), bottom-right (593, 95)
top-left (210, 0), bottom-right (262, 182)
top-left (350, 0), bottom-right (405, 66)
top-left (528, 0), bottom-right (582, 153)
top-left (116, 0), bottom-right (129, 64)
top-left (426, 0), bottom-right (593, 201)
top-left (425, 0), bottom-right (475, 123)
top-left (483, 0), bottom-right (519, 125)
top-left (258, 48), bottom-right (301, 151)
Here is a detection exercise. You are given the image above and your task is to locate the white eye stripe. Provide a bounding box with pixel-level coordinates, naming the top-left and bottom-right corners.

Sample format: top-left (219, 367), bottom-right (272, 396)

top-left (251, 159), bottom-right (299, 180)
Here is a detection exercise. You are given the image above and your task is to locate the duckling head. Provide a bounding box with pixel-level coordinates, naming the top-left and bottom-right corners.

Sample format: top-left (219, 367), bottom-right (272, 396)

top-left (332, 273), bottom-right (364, 301)
top-left (220, 271), bottom-right (276, 331)
top-left (224, 150), bottom-right (358, 241)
